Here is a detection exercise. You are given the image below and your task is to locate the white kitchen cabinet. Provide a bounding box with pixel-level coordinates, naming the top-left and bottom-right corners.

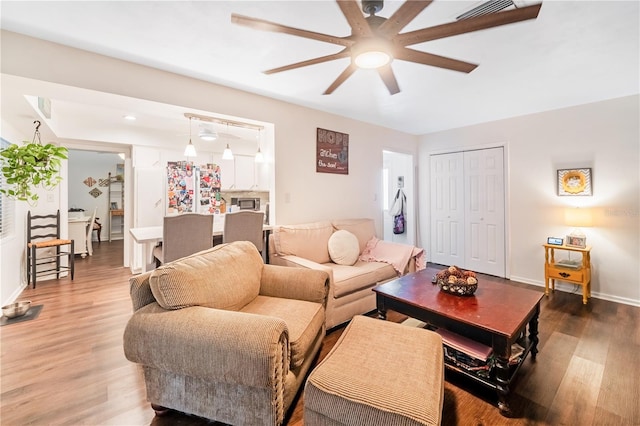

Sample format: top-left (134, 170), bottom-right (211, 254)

top-left (219, 157), bottom-right (235, 189)
top-left (234, 155), bottom-right (255, 190)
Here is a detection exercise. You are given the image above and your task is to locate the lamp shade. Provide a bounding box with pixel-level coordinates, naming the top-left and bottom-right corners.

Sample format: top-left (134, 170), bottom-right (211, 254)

top-left (184, 140), bottom-right (197, 157)
top-left (254, 148), bottom-right (264, 163)
top-left (222, 144), bottom-right (233, 160)
top-left (564, 207), bottom-right (593, 228)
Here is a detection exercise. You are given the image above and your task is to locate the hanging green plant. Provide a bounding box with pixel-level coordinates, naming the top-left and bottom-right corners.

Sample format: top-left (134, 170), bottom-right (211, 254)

top-left (0, 121), bottom-right (68, 204)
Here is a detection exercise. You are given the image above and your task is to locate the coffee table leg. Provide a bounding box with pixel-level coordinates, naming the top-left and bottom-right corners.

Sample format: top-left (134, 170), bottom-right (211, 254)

top-left (495, 355), bottom-right (512, 415)
top-left (529, 304), bottom-right (540, 361)
top-left (376, 296), bottom-right (387, 320)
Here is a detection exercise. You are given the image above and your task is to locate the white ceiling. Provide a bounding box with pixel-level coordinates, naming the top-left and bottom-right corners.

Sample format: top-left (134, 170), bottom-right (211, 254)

top-left (1, 0), bottom-right (638, 145)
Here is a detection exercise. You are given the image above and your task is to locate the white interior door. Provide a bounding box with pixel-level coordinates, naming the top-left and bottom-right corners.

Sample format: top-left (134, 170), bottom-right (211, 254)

top-left (430, 153), bottom-right (465, 266)
top-left (429, 147), bottom-right (506, 277)
top-left (464, 148), bottom-right (505, 276)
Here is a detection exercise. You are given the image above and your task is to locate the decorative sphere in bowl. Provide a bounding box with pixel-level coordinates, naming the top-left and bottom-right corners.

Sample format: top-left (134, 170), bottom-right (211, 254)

top-left (435, 266), bottom-right (478, 296)
top-left (2, 300), bottom-right (32, 319)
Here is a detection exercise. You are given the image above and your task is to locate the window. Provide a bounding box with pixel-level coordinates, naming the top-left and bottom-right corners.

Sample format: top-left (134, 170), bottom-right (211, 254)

top-left (0, 138), bottom-right (15, 239)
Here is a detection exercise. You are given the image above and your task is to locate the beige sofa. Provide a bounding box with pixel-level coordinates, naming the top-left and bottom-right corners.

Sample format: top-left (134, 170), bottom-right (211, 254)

top-left (123, 241), bottom-right (330, 426)
top-left (269, 218), bottom-right (418, 329)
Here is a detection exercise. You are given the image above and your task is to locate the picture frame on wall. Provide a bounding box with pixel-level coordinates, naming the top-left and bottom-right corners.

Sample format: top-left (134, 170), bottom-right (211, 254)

top-left (557, 168), bottom-right (592, 196)
top-left (316, 128), bottom-right (349, 175)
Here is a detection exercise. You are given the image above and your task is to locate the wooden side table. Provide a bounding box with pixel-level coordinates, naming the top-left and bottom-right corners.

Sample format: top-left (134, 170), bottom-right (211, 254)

top-left (543, 243), bottom-right (592, 304)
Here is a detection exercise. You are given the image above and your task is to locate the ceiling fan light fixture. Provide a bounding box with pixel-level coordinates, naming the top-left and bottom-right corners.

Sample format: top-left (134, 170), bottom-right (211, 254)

top-left (352, 39), bottom-right (393, 69)
top-left (198, 129), bottom-right (218, 141)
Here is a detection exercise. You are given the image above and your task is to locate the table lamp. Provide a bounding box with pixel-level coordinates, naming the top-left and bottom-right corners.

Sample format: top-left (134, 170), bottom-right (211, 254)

top-left (564, 207), bottom-right (592, 247)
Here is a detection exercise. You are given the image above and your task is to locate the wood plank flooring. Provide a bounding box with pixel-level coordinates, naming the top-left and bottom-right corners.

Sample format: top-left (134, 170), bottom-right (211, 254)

top-left (1, 241), bottom-right (638, 425)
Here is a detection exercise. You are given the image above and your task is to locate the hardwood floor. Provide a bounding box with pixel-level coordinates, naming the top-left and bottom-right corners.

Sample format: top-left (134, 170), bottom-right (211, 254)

top-left (1, 241), bottom-right (638, 425)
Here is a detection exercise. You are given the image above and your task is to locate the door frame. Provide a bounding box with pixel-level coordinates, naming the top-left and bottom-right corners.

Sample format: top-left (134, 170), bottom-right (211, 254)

top-left (62, 141), bottom-right (132, 268)
top-left (426, 142), bottom-right (511, 278)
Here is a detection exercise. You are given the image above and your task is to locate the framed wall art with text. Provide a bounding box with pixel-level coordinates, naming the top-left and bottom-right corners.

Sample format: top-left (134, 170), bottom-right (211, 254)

top-left (316, 128), bottom-right (349, 175)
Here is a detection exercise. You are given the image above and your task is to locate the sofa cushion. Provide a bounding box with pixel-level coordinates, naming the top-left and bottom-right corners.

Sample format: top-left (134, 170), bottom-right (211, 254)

top-left (149, 241), bottom-right (263, 311)
top-left (241, 295), bottom-right (325, 370)
top-left (331, 218), bottom-right (376, 254)
top-left (273, 221), bottom-right (333, 264)
top-left (329, 261), bottom-right (397, 298)
top-left (328, 230), bottom-right (360, 266)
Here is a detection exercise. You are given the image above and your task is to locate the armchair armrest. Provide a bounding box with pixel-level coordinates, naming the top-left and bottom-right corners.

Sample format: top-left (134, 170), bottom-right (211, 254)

top-left (260, 264), bottom-right (329, 305)
top-left (123, 303), bottom-right (289, 388)
top-left (271, 254), bottom-right (334, 281)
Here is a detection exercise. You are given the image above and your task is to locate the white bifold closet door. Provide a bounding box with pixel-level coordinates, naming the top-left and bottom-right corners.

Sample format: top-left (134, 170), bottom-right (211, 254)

top-left (430, 147), bottom-right (505, 277)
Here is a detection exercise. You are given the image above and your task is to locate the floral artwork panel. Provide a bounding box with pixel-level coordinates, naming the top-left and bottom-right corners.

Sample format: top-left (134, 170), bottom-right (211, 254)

top-left (557, 168), bottom-right (592, 196)
top-left (83, 177), bottom-right (96, 187)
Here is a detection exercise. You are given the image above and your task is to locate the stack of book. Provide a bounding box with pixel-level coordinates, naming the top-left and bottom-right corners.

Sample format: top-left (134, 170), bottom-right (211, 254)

top-left (433, 328), bottom-right (493, 377)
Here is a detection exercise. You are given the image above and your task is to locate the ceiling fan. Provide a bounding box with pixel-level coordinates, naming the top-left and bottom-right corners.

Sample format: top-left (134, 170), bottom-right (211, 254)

top-left (231, 0), bottom-right (542, 95)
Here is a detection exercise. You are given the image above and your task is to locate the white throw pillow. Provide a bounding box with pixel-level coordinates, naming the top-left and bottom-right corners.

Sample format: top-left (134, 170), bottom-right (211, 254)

top-left (328, 230), bottom-right (360, 266)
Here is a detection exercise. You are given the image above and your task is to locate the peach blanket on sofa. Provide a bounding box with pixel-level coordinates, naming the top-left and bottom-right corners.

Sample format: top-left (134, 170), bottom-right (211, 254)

top-left (359, 237), bottom-right (426, 275)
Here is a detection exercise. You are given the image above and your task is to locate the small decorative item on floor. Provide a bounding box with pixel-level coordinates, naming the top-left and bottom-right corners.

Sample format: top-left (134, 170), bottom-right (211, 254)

top-left (433, 266), bottom-right (478, 296)
top-left (2, 300), bottom-right (32, 319)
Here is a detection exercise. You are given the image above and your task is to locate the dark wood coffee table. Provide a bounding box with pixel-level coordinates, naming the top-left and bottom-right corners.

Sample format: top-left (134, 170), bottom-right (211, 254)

top-left (373, 266), bottom-right (543, 415)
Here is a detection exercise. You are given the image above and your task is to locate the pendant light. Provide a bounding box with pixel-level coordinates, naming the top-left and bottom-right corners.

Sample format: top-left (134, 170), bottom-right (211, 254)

top-left (222, 144), bottom-right (234, 160)
top-left (184, 117), bottom-right (197, 157)
top-left (222, 123), bottom-right (233, 159)
top-left (254, 128), bottom-right (264, 163)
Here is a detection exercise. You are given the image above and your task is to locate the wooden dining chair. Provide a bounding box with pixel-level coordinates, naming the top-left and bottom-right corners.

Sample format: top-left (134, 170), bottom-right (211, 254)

top-left (86, 208), bottom-right (97, 256)
top-left (27, 210), bottom-right (74, 289)
top-left (92, 216), bottom-right (102, 243)
top-left (223, 211), bottom-right (265, 253)
top-left (153, 213), bottom-right (214, 266)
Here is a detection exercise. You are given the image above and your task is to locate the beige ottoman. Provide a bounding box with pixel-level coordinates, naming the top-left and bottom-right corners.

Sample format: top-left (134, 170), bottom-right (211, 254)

top-left (304, 315), bottom-right (444, 426)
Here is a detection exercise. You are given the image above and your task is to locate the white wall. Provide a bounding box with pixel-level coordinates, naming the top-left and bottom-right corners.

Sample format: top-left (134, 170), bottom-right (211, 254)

top-left (1, 31), bottom-right (418, 303)
top-left (418, 95), bottom-right (640, 306)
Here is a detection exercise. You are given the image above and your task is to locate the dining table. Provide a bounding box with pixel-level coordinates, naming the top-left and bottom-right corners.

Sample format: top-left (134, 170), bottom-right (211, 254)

top-left (130, 221), bottom-right (273, 273)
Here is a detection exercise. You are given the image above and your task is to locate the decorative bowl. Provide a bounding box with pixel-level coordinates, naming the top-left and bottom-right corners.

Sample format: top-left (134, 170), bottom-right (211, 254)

top-left (433, 266), bottom-right (478, 296)
top-left (2, 300), bottom-right (32, 319)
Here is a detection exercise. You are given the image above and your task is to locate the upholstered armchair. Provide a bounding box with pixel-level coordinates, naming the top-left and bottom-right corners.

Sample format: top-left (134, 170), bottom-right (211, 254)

top-left (123, 241), bottom-right (329, 426)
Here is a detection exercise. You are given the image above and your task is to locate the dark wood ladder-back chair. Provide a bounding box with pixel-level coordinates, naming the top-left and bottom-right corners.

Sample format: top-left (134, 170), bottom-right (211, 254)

top-left (27, 210), bottom-right (74, 289)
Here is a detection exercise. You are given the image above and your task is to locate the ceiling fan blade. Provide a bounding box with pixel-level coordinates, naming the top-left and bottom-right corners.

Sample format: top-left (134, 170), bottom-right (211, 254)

top-left (231, 13), bottom-right (352, 47)
top-left (336, 0), bottom-right (373, 37)
top-left (377, 1), bottom-right (433, 37)
top-left (378, 65), bottom-right (400, 95)
top-left (324, 64), bottom-right (357, 95)
top-left (395, 47), bottom-right (477, 73)
top-left (264, 50), bottom-right (351, 74)
top-left (394, 3), bottom-right (542, 46)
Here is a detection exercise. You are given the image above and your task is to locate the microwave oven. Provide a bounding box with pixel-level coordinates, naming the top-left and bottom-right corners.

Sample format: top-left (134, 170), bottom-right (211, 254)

top-left (231, 197), bottom-right (260, 211)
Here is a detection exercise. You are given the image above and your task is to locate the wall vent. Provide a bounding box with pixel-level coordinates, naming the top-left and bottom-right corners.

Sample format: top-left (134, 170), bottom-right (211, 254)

top-left (456, 0), bottom-right (515, 20)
